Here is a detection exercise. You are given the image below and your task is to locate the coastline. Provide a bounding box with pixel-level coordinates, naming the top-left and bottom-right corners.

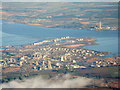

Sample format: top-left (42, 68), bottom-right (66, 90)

top-left (1, 19), bottom-right (118, 31)
top-left (1, 19), bottom-right (119, 57)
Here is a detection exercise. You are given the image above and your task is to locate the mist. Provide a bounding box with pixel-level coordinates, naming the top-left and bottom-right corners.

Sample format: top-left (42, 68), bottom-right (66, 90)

top-left (1, 74), bottom-right (93, 88)
top-left (1, 0), bottom-right (119, 2)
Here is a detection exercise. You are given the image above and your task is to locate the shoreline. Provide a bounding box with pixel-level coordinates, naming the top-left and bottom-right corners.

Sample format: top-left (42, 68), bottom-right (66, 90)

top-left (1, 19), bottom-right (118, 31)
top-left (1, 20), bottom-right (118, 57)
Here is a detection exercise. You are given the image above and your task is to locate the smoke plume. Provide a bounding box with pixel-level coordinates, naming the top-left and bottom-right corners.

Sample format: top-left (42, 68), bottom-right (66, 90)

top-left (1, 74), bottom-right (93, 88)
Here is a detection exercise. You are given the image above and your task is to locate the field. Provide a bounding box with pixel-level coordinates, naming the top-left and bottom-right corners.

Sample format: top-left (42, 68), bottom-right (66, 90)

top-left (1, 2), bottom-right (118, 30)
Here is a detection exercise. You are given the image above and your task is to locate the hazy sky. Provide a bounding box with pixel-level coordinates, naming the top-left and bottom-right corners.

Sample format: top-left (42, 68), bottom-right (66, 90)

top-left (0, 0), bottom-right (119, 2)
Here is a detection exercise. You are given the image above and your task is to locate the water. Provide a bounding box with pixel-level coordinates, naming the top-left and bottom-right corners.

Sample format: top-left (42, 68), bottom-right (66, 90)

top-left (1, 20), bottom-right (119, 56)
top-left (85, 37), bottom-right (118, 57)
top-left (1, 32), bottom-right (40, 46)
